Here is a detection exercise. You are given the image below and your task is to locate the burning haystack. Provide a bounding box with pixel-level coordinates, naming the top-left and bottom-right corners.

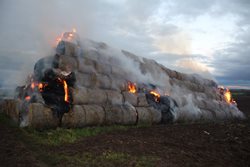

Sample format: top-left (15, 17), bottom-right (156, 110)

top-left (1, 30), bottom-right (245, 128)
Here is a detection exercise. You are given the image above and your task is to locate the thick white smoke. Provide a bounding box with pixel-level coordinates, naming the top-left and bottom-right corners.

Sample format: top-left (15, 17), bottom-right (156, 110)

top-left (0, 0), bottom-right (97, 96)
top-left (79, 38), bottom-right (244, 121)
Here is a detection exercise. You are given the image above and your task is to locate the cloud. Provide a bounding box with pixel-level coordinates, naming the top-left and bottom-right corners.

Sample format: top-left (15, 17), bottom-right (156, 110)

top-left (175, 58), bottom-right (215, 79)
top-left (0, 0), bottom-right (250, 91)
top-left (151, 31), bottom-right (191, 55)
top-left (165, 0), bottom-right (216, 18)
top-left (212, 26), bottom-right (250, 85)
top-left (124, 0), bottom-right (162, 20)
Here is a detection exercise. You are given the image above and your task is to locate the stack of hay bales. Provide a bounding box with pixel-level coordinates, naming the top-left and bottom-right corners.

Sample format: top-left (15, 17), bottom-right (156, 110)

top-left (1, 38), bottom-right (244, 128)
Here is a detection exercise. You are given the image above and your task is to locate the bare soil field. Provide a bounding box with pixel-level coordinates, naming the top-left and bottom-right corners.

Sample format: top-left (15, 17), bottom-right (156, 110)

top-left (0, 91), bottom-right (250, 167)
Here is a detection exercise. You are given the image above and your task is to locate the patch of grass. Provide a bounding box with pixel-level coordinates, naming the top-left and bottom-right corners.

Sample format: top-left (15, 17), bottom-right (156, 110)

top-left (231, 89), bottom-right (250, 97)
top-left (23, 125), bottom-right (130, 146)
top-left (0, 113), bottom-right (18, 127)
top-left (0, 113), bottom-right (9, 123)
top-left (231, 92), bottom-right (245, 97)
top-left (45, 151), bottom-right (159, 167)
top-left (22, 123), bottom-right (153, 146)
top-left (1, 112), bottom-right (160, 166)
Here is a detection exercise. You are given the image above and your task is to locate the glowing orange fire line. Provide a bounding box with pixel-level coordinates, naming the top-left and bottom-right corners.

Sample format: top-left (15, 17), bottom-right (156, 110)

top-left (149, 90), bottom-right (161, 102)
top-left (63, 80), bottom-right (69, 102)
top-left (149, 91), bottom-right (160, 98)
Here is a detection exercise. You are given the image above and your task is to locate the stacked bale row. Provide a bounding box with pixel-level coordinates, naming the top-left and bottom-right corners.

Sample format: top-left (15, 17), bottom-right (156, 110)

top-left (3, 39), bottom-right (243, 128)
top-left (121, 48), bottom-right (242, 121)
top-left (52, 41), bottom-right (162, 128)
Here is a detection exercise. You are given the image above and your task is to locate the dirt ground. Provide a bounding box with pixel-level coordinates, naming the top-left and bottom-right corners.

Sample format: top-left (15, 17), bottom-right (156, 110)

top-left (0, 94), bottom-right (250, 167)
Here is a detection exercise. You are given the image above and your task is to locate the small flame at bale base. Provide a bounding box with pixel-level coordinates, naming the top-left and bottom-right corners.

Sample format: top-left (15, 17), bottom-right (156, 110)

top-left (30, 82), bottom-right (48, 92)
top-left (218, 86), bottom-right (237, 105)
top-left (149, 90), bottom-right (161, 102)
top-left (224, 89), bottom-right (232, 104)
top-left (128, 81), bottom-right (137, 93)
top-left (25, 96), bottom-right (31, 101)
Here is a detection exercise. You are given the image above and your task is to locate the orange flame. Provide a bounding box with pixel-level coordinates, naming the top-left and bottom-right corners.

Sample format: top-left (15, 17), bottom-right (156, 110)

top-left (55, 33), bottom-right (63, 46)
top-left (38, 83), bottom-right (43, 90)
top-left (30, 82), bottom-right (47, 92)
top-left (224, 88), bottom-right (232, 104)
top-left (31, 82), bottom-right (35, 89)
top-left (149, 90), bottom-right (161, 102)
top-left (128, 82), bottom-right (136, 93)
top-left (25, 96), bottom-right (31, 101)
top-left (56, 78), bottom-right (69, 102)
top-left (63, 80), bottom-right (69, 103)
top-left (54, 29), bottom-right (77, 47)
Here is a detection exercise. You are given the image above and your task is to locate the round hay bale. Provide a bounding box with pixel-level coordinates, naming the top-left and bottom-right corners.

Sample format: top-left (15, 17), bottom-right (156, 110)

top-left (86, 89), bottom-right (107, 104)
top-left (149, 107), bottom-right (162, 123)
top-left (104, 104), bottom-right (137, 125)
top-left (137, 93), bottom-right (149, 107)
top-left (104, 105), bottom-right (124, 125)
top-left (72, 87), bottom-right (89, 105)
top-left (122, 92), bottom-right (138, 106)
top-left (83, 105), bottom-right (105, 126)
top-left (64, 41), bottom-right (77, 57)
top-left (136, 107), bottom-right (161, 124)
top-left (75, 72), bottom-right (100, 88)
top-left (121, 103), bottom-right (137, 125)
top-left (59, 55), bottom-right (78, 71)
top-left (62, 105), bottom-right (86, 128)
top-left (111, 65), bottom-right (129, 78)
top-left (95, 62), bottom-right (112, 75)
top-left (109, 76), bottom-right (126, 91)
top-left (106, 90), bottom-right (123, 105)
top-left (78, 58), bottom-right (96, 74)
top-left (72, 87), bottom-right (107, 105)
top-left (28, 103), bottom-right (59, 128)
top-left (96, 74), bottom-right (111, 89)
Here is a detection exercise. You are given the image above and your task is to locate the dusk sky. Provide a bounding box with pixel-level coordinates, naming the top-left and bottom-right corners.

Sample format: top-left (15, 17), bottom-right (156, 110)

top-left (0, 0), bottom-right (250, 89)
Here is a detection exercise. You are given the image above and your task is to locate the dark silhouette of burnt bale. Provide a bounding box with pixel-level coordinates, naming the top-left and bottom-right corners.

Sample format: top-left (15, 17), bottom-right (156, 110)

top-left (146, 93), bottom-right (177, 123)
top-left (39, 68), bottom-right (75, 122)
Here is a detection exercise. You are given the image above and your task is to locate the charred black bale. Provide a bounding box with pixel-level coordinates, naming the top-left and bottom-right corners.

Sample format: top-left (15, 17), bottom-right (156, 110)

top-left (146, 93), bottom-right (177, 123)
top-left (34, 56), bottom-right (54, 81)
top-left (40, 69), bottom-right (75, 121)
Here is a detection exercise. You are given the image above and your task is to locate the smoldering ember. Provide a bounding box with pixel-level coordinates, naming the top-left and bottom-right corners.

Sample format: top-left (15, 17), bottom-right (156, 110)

top-left (0, 30), bottom-right (245, 128)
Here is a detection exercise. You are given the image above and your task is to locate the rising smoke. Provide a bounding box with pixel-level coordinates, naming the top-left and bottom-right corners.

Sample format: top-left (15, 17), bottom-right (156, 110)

top-left (0, 0), bottom-right (100, 95)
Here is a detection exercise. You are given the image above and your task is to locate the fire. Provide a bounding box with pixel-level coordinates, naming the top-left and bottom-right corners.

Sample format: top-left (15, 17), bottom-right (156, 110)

top-left (56, 78), bottom-right (69, 102)
top-left (55, 31), bottom-right (74, 46)
top-left (224, 88), bottom-right (232, 104)
top-left (31, 82), bottom-right (35, 89)
top-left (218, 86), bottom-right (237, 105)
top-left (25, 96), bottom-right (31, 101)
top-left (38, 83), bottom-right (43, 90)
top-left (128, 81), bottom-right (137, 93)
top-left (63, 80), bottom-right (69, 103)
top-left (30, 82), bottom-right (47, 92)
top-left (55, 33), bottom-right (63, 46)
top-left (149, 90), bottom-right (161, 102)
